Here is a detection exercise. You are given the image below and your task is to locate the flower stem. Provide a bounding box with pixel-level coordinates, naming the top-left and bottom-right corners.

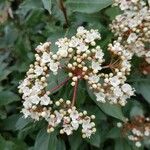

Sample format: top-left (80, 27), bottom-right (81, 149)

top-left (59, 0), bottom-right (69, 27)
top-left (71, 79), bottom-right (78, 107)
top-left (49, 78), bottom-right (70, 94)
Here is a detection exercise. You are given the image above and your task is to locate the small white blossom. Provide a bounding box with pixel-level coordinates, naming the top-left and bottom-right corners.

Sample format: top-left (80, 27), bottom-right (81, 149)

top-left (95, 92), bottom-right (106, 103)
top-left (109, 76), bottom-right (121, 87)
top-left (34, 66), bottom-right (43, 76)
top-left (40, 94), bottom-right (51, 106)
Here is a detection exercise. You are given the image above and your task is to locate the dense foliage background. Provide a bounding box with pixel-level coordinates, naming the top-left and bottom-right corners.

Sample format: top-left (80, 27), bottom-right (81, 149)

top-left (0, 0), bottom-right (150, 150)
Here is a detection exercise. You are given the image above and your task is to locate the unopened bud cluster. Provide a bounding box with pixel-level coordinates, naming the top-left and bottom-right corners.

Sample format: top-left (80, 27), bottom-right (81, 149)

top-left (111, 0), bottom-right (150, 63)
top-left (117, 116), bottom-right (150, 147)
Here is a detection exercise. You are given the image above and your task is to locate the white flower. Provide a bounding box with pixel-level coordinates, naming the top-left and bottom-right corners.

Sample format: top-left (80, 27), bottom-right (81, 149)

top-left (48, 117), bottom-right (57, 127)
top-left (63, 124), bottom-right (73, 135)
top-left (77, 43), bottom-right (88, 52)
top-left (55, 111), bottom-right (63, 124)
top-left (85, 30), bottom-right (100, 43)
top-left (95, 49), bottom-right (104, 60)
top-left (113, 86), bottom-right (123, 97)
top-left (144, 130), bottom-right (150, 136)
top-left (89, 75), bottom-right (99, 83)
top-left (121, 84), bottom-right (134, 95)
top-left (34, 66), bottom-right (43, 76)
top-left (109, 76), bottom-right (120, 87)
top-left (145, 51), bottom-right (150, 57)
top-left (22, 87), bottom-right (31, 97)
top-left (22, 108), bottom-right (31, 118)
top-left (55, 38), bottom-right (68, 47)
top-left (57, 46), bottom-right (68, 57)
top-left (30, 95), bottom-right (40, 105)
top-left (91, 61), bottom-right (101, 71)
top-left (30, 111), bottom-right (40, 120)
top-left (135, 141), bottom-right (141, 147)
top-left (83, 129), bottom-right (93, 138)
top-left (32, 83), bottom-right (43, 94)
top-left (77, 26), bottom-right (87, 36)
top-left (95, 92), bottom-right (106, 103)
top-left (70, 109), bottom-right (79, 121)
top-left (49, 61), bottom-right (59, 74)
top-left (69, 37), bottom-right (80, 47)
top-left (41, 52), bottom-right (51, 63)
top-left (71, 120), bottom-right (79, 130)
top-left (36, 45), bottom-right (44, 52)
top-left (40, 94), bottom-right (51, 105)
top-left (82, 117), bottom-right (92, 130)
top-left (117, 122), bottom-right (122, 128)
top-left (120, 0), bottom-right (129, 10)
top-left (23, 100), bottom-right (32, 108)
top-left (127, 33), bottom-right (138, 43)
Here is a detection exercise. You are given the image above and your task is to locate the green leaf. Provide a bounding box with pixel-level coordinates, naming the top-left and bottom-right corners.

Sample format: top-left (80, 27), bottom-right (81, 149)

top-left (0, 91), bottom-right (20, 106)
top-left (15, 116), bottom-right (32, 130)
top-left (34, 129), bottom-right (57, 150)
top-left (138, 82), bottom-right (150, 103)
top-left (115, 138), bottom-right (132, 150)
top-left (17, 0), bottom-right (43, 18)
top-left (0, 135), bottom-right (14, 150)
top-left (104, 6), bottom-right (121, 20)
top-left (69, 131), bottom-right (82, 150)
top-left (0, 108), bottom-right (7, 119)
top-left (56, 138), bottom-right (66, 150)
top-left (86, 130), bottom-right (101, 148)
top-left (66, 0), bottom-right (112, 14)
top-left (130, 106), bottom-right (144, 118)
top-left (42, 0), bottom-right (51, 14)
top-left (99, 103), bottom-right (126, 121)
top-left (106, 127), bottom-right (121, 139)
top-left (2, 114), bottom-right (20, 131)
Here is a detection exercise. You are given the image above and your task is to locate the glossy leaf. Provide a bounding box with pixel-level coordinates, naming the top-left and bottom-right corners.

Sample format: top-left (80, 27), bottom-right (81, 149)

top-left (66, 0), bottom-right (112, 14)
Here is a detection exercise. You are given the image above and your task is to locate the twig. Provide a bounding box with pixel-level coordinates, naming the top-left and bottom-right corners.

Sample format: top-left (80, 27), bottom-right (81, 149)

top-left (71, 79), bottom-right (78, 107)
top-left (59, 0), bottom-right (69, 27)
top-left (49, 78), bottom-right (70, 94)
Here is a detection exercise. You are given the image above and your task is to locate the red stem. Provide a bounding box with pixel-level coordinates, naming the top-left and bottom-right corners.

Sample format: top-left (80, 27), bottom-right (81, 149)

top-left (71, 79), bottom-right (78, 107)
top-left (49, 78), bottom-right (70, 94)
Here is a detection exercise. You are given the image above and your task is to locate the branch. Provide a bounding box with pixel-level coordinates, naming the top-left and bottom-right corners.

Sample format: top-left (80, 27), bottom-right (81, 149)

top-left (71, 79), bottom-right (78, 107)
top-left (59, 0), bottom-right (69, 27)
top-left (49, 78), bottom-right (70, 94)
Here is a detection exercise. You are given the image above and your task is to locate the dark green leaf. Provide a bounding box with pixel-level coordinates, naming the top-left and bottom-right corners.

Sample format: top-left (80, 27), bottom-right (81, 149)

top-left (34, 129), bottom-right (57, 150)
top-left (15, 116), bottom-right (32, 130)
top-left (138, 82), bottom-right (150, 103)
top-left (86, 130), bottom-right (101, 147)
top-left (0, 91), bottom-right (20, 106)
top-left (115, 138), bottom-right (132, 150)
top-left (66, 0), bottom-right (112, 14)
top-left (42, 0), bottom-right (51, 14)
top-left (69, 131), bottom-right (82, 150)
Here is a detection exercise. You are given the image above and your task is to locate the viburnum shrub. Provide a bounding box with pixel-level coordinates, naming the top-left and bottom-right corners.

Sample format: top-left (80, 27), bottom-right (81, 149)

top-left (0, 0), bottom-right (150, 149)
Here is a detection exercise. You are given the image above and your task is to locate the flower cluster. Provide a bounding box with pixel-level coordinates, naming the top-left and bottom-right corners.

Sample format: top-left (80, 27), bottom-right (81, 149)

top-left (18, 27), bottom-right (134, 137)
top-left (46, 99), bottom-right (96, 138)
top-left (94, 41), bottom-right (134, 106)
top-left (54, 27), bottom-right (134, 106)
top-left (18, 40), bottom-right (96, 138)
top-left (111, 0), bottom-right (150, 63)
top-left (117, 116), bottom-right (150, 147)
top-left (18, 42), bottom-right (53, 120)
